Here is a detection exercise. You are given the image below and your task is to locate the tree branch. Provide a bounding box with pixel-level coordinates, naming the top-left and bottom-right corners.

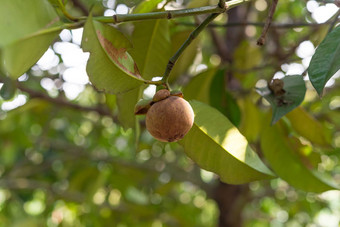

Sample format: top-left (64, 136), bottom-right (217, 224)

top-left (177, 21), bottom-right (338, 28)
top-left (15, 83), bottom-right (117, 120)
top-left (74, 0), bottom-right (252, 24)
top-left (257, 0), bottom-right (279, 45)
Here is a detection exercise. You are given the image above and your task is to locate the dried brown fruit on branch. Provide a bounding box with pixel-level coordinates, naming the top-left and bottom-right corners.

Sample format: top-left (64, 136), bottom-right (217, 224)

top-left (144, 89), bottom-right (194, 142)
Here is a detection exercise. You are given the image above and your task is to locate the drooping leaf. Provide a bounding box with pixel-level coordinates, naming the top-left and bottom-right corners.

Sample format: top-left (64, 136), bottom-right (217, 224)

top-left (286, 107), bottom-right (332, 146)
top-left (256, 75), bottom-right (306, 124)
top-left (0, 0), bottom-right (62, 78)
top-left (308, 25), bottom-right (340, 96)
top-left (179, 101), bottom-right (275, 184)
top-left (261, 124), bottom-right (338, 192)
top-left (130, 19), bottom-right (171, 80)
top-left (117, 87), bottom-right (145, 129)
top-left (209, 69), bottom-right (241, 126)
top-left (183, 68), bottom-right (217, 103)
top-left (169, 30), bottom-right (200, 83)
top-left (82, 15), bottom-right (144, 94)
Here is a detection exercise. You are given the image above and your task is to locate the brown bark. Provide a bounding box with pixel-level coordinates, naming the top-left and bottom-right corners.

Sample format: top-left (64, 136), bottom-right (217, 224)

top-left (214, 182), bottom-right (249, 227)
top-left (211, 5), bottom-right (251, 227)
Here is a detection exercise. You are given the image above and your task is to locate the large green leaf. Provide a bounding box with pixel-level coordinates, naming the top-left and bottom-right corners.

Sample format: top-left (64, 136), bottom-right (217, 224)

top-left (0, 0), bottom-right (62, 78)
top-left (179, 101), bottom-right (275, 184)
top-left (308, 26), bottom-right (340, 96)
top-left (261, 124), bottom-right (338, 192)
top-left (256, 75), bottom-right (306, 124)
top-left (286, 107), bottom-right (332, 146)
top-left (118, 18), bottom-right (170, 128)
top-left (130, 19), bottom-right (171, 80)
top-left (82, 15), bottom-right (144, 94)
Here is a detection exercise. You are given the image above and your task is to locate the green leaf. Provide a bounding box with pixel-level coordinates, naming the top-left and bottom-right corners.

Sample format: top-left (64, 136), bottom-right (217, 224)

top-left (133, 0), bottom-right (164, 13)
top-left (209, 69), bottom-right (241, 126)
top-left (130, 19), bottom-right (171, 80)
top-left (238, 97), bottom-right (264, 143)
top-left (48, 0), bottom-right (67, 7)
top-left (183, 68), bottom-right (217, 103)
top-left (82, 15), bottom-right (144, 94)
top-left (169, 30), bottom-right (200, 83)
top-left (256, 75), bottom-right (306, 124)
top-left (234, 41), bottom-right (262, 70)
top-left (179, 101), bottom-right (275, 184)
top-left (116, 87), bottom-right (145, 129)
top-left (117, 0), bottom-right (144, 7)
top-left (261, 124), bottom-right (338, 192)
top-left (0, 0), bottom-right (62, 78)
top-left (286, 107), bottom-right (332, 146)
top-left (308, 26), bottom-right (340, 96)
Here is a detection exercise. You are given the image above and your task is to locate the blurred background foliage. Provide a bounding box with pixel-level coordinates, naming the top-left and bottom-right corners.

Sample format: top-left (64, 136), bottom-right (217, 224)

top-left (0, 0), bottom-right (340, 226)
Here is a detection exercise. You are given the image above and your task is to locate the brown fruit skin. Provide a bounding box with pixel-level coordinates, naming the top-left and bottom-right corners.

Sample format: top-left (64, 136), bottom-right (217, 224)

top-left (146, 96), bottom-right (194, 142)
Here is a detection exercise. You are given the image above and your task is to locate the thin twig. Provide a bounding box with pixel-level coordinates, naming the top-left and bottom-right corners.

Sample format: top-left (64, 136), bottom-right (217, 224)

top-left (177, 21), bottom-right (337, 28)
top-left (75, 0), bottom-right (251, 24)
top-left (111, 6), bottom-right (224, 23)
top-left (257, 0), bottom-right (279, 45)
top-left (327, 9), bottom-right (340, 33)
top-left (162, 13), bottom-right (222, 86)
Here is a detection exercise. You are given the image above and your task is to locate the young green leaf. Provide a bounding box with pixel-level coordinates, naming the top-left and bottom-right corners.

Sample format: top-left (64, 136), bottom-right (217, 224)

top-left (261, 124), bottom-right (338, 192)
top-left (0, 0), bottom-right (62, 78)
top-left (82, 15), bottom-right (144, 94)
top-left (179, 101), bottom-right (275, 184)
top-left (308, 26), bottom-right (340, 96)
top-left (130, 19), bottom-right (171, 80)
top-left (256, 75), bottom-right (306, 124)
